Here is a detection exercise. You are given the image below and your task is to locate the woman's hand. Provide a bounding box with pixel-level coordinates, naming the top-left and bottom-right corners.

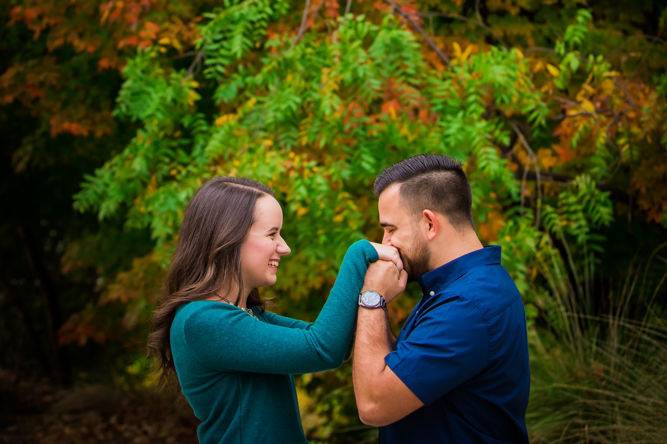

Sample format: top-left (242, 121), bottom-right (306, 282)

top-left (369, 242), bottom-right (403, 272)
top-left (362, 260), bottom-right (408, 303)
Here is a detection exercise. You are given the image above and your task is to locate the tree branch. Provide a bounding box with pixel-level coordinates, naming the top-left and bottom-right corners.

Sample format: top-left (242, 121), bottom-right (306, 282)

top-left (345, 0), bottom-right (353, 15)
top-left (384, 0), bottom-right (450, 66)
top-left (416, 10), bottom-right (490, 32)
top-left (187, 50), bottom-right (205, 76)
top-left (293, 0), bottom-right (313, 46)
top-left (474, 0), bottom-right (491, 31)
top-left (510, 121), bottom-right (542, 227)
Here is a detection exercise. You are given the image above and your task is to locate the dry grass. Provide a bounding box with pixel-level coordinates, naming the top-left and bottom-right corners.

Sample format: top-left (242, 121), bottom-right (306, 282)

top-left (527, 245), bottom-right (667, 443)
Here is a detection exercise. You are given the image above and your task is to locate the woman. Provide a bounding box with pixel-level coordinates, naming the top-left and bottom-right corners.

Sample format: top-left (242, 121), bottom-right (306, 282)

top-left (148, 176), bottom-right (401, 443)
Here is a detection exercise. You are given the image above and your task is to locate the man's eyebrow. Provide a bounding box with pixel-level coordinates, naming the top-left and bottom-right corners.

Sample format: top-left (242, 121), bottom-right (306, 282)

top-left (379, 222), bottom-right (396, 228)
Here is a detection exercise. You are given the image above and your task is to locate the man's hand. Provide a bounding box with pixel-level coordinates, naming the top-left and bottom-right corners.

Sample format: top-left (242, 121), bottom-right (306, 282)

top-left (369, 242), bottom-right (403, 272)
top-left (362, 260), bottom-right (407, 303)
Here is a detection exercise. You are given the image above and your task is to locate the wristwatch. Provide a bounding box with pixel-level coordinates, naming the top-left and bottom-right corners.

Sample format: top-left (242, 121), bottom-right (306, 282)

top-left (358, 290), bottom-right (387, 309)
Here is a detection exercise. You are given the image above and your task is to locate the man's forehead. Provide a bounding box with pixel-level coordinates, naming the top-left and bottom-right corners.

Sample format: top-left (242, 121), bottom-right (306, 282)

top-left (378, 183), bottom-right (402, 206)
top-left (378, 183), bottom-right (405, 221)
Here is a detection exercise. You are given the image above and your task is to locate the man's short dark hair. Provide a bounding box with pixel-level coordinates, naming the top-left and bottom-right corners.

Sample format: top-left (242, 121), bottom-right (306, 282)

top-left (374, 154), bottom-right (473, 229)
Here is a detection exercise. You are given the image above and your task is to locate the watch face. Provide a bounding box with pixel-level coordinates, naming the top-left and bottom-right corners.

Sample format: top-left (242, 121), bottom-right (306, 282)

top-left (362, 291), bottom-right (381, 306)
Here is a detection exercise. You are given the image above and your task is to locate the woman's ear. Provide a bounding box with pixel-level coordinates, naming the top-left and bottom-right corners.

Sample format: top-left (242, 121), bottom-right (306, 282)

top-left (421, 209), bottom-right (440, 240)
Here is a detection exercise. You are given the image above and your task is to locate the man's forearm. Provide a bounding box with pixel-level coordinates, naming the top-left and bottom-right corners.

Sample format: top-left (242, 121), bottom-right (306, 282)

top-left (353, 307), bottom-right (392, 419)
top-left (352, 262), bottom-right (420, 426)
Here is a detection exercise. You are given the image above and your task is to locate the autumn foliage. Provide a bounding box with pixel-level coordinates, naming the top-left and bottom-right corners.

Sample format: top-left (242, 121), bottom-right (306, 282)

top-left (2, 0), bottom-right (666, 442)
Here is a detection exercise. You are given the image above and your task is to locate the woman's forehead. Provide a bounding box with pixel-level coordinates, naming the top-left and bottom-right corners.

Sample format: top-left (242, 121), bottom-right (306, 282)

top-left (253, 195), bottom-right (283, 225)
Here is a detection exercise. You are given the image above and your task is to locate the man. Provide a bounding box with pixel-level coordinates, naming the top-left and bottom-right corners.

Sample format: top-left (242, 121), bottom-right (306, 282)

top-left (353, 154), bottom-right (530, 443)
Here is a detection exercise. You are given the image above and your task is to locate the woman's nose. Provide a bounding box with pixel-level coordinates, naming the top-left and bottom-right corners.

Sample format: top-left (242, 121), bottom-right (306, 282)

top-left (277, 237), bottom-right (291, 256)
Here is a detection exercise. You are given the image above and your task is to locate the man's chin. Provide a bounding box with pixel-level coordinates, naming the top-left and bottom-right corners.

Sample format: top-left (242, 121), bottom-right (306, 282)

top-left (401, 244), bottom-right (430, 282)
top-left (405, 260), bottom-right (430, 282)
top-left (404, 264), bottom-right (424, 282)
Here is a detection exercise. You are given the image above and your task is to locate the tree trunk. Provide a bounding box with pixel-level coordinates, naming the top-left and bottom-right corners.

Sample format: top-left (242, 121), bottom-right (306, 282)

top-left (17, 224), bottom-right (70, 385)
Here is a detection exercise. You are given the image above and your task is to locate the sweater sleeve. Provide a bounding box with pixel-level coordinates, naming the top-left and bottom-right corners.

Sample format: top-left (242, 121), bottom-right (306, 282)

top-left (260, 311), bottom-right (311, 329)
top-left (183, 239), bottom-right (378, 374)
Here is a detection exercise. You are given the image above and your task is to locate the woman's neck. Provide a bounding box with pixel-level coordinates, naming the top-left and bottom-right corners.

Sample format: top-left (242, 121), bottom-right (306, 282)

top-left (233, 294), bottom-right (248, 308)
top-left (209, 281), bottom-right (249, 308)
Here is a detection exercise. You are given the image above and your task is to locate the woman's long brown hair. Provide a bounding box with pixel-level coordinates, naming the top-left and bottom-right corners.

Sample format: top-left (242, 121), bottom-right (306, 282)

top-left (147, 176), bottom-right (273, 379)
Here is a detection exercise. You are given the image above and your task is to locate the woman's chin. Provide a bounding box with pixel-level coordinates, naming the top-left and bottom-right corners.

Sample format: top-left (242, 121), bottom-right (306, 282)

top-left (260, 275), bottom-right (278, 287)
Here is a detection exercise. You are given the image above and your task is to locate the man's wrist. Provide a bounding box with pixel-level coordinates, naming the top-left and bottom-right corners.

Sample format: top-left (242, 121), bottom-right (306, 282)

top-left (362, 286), bottom-right (393, 303)
top-left (359, 290), bottom-right (387, 309)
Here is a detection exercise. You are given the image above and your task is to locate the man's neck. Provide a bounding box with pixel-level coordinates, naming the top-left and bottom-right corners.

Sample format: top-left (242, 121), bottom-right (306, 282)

top-left (428, 230), bottom-right (483, 271)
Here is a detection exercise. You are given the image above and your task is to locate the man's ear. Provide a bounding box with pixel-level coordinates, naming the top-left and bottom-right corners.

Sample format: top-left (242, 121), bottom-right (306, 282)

top-left (421, 209), bottom-right (440, 240)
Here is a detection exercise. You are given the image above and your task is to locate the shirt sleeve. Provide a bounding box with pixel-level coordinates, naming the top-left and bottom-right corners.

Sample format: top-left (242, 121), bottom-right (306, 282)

top-left (260, 311), bottom-right (311, 329)
top-left (385, 297), bottom-right (489, 404)
top-left (182, 239), bottom-right (378, 375)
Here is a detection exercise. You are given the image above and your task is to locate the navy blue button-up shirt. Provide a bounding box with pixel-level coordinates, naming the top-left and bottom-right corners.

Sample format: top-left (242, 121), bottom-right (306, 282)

top-left (380, 246), bottom-right (530, 443)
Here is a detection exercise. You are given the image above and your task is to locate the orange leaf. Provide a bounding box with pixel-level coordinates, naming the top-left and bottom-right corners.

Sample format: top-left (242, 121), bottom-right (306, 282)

top-left (381, 99), bottom-right (400, 119)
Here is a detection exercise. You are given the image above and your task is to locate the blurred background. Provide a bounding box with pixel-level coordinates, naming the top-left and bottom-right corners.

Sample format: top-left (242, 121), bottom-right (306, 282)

top-left (1, 0), bottom-right (666, 442)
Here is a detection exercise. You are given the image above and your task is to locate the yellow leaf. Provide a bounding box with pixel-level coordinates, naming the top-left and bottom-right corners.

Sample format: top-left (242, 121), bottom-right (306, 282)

top-left (580, 99), bottom-right (595, 113)
top-left (215, 113), bottom-right (237, 126)
top-left (451, 42), bottom-right (474, 63)
top-left (601, 79), bottom-right (614, 95)
top-left (245, 97), bottom-right (257, 110)
top-left (296, 207), bottom-right (308, 217)
top-left (146, 175), bottom-right (158, 193)
top-left (452, 42), bottom-right (462, 59)
top-left (460, 44), bottom-right (474, 62)
top-left (596, 131), bottom-right (607, 146)
top-left (187, 90), bottom-right (199, 106)
top-left (546, 64), bottom-right (560, 77)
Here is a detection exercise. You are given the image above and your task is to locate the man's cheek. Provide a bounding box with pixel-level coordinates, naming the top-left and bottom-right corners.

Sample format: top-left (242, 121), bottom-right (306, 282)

top-left (398, 250), bottom-right (410, 271)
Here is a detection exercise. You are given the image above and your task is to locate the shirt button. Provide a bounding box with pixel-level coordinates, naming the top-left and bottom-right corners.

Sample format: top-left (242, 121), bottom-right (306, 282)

top-left (429, 291), bottom-right (435, 296)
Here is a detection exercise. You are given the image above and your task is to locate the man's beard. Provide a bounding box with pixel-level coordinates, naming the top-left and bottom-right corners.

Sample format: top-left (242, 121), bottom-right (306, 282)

top-left (401, 238), bottom-right (431, 282)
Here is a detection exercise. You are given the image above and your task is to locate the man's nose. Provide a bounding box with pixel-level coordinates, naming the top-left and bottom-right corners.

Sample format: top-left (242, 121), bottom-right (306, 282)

top-left (382, 232), bottom-right (391, 245)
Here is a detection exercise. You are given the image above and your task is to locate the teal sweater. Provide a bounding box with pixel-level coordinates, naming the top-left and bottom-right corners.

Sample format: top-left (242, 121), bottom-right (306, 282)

top-left (170, 240), bottom-right (378, 444)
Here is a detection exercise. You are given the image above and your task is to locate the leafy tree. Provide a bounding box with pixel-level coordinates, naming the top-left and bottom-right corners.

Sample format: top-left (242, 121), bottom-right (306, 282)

top-left (3, 0), bottom-right (666, 441)
top-left (0, 0), bottom-right (212, 382)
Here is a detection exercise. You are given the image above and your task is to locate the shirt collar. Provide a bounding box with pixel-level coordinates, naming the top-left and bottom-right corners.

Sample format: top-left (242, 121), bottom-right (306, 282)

top-left (418, 245), bottom-right (502, 295)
